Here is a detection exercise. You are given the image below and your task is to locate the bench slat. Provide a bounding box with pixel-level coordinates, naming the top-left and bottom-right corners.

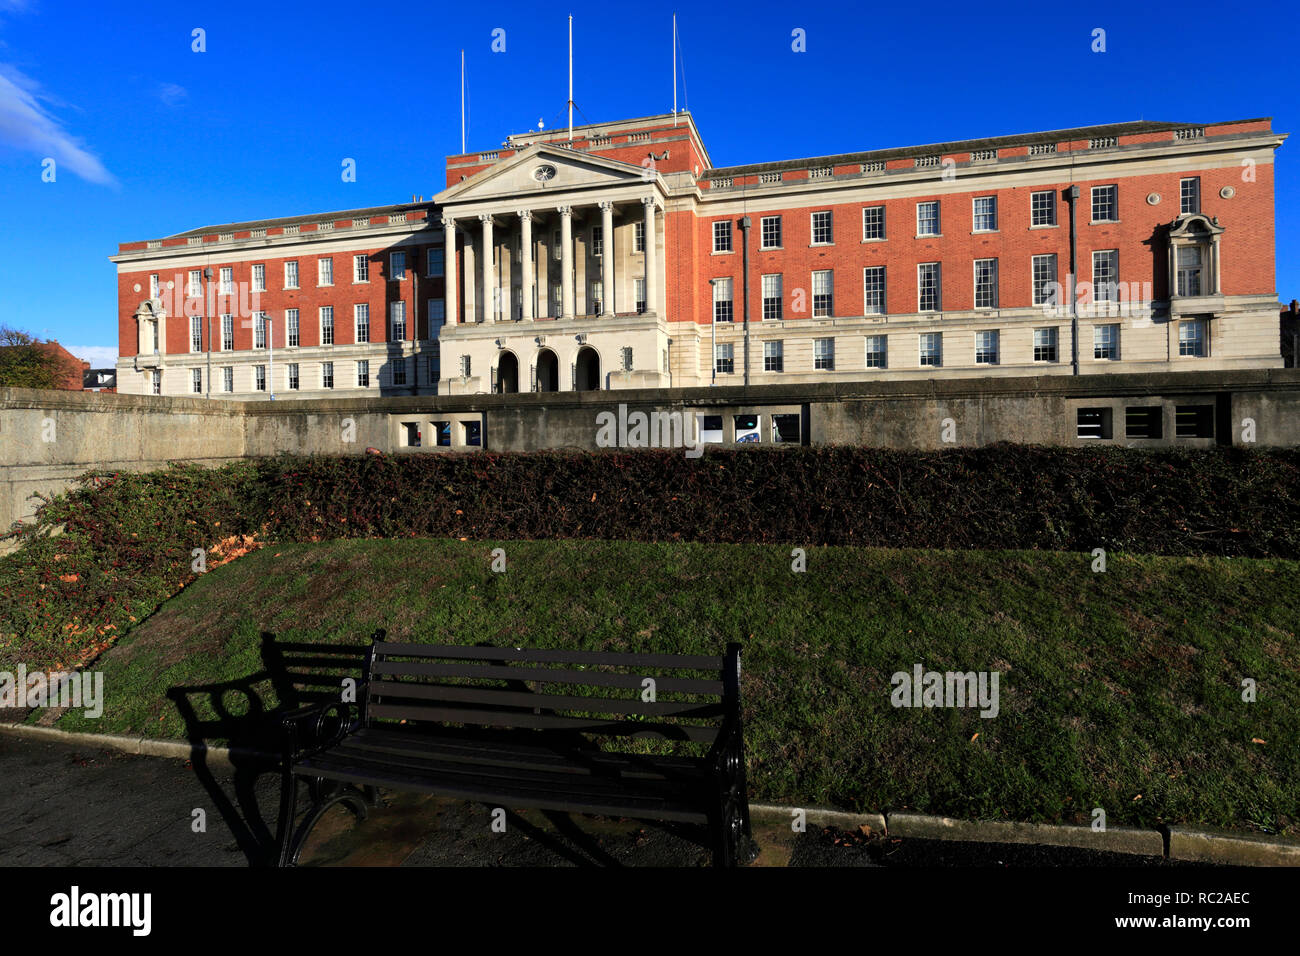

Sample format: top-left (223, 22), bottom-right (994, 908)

top-left (369, 678), bottom-right (727, 719)
top-left (370, 660), bottom-right (725, 695)
top-left (375, 642), bottom-right (725, 671)
top-left (367, 703), bottom-right (719, 742)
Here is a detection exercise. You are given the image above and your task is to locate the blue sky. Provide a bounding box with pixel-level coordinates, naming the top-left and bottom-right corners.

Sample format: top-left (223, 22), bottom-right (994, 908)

top-left (1, 0), bottom-right (1296, 366)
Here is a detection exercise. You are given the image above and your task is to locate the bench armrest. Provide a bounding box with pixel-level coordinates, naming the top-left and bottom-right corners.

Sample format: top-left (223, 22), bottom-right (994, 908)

top-left (706, 709), bottom-right (744, 785)
top-left (280, 696), bottom-right (360, 765)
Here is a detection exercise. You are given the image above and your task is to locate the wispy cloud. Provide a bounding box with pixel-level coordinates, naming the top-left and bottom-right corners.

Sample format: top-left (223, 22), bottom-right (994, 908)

top-left (159, 82), bottom-right (187, 107)
top-left (66, 345), bottom-right (119, 366)
top-left (0, 64), bottom-right (115, 185)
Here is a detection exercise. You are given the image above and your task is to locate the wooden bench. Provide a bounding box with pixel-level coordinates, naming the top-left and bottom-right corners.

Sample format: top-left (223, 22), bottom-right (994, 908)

top-left (275, 635), bottom-right (753, 866)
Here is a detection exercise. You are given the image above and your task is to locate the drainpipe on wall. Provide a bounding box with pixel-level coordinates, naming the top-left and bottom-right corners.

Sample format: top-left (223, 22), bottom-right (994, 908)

top-left (204, 267), bottom-right (213, 399)
top-left (739, 216), bottom-right (752, 387)
top-left (1066, 185), bottom-right (1080, 376)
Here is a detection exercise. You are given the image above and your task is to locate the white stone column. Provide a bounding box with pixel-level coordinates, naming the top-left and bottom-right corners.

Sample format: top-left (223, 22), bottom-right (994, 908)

top-left (463, 234), bottom-right (477, 324)
top-left (479, 214), bottom-right (495, 323)
top-left (559, 205), bottom-right (575, 319)
top-left (600, 201), bottom-right (614, 316)
top-left (442, 217), bottom-right (458, 325)
top-left (642, 197), bottom-right (658, 316)
top-left (519, 210), bottom-right (534, 322)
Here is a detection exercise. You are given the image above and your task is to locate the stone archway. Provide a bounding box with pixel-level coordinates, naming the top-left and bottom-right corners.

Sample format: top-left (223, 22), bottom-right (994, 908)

top-left (536, 348), bottom-right (559, 392)
top-left (575, 346), bottom-right (601, 391)
top-left (496, 350), bottom-right (519, 393)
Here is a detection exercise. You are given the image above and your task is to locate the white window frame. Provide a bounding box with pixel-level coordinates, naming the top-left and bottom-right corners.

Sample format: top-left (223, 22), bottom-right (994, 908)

top-left (320, 306), bottom-right (334, 345)
top-left (811, 210), bottom-right (833, 245)
top-left (975, 330), bottom-right (999, 365)
top-left (1091, 185), bottom-right (1118, 223)
top-left (863, 266), bottom-right (886, 315)
top-left (972, 196), bottom-right (998, 232)
top-left (284, 261), bottom-right (299, 290)
top-left (251, 264), bottom-right (266, 293)
top-left (760, 215), bottom-right (782, 250)
top-left (1030, 191), bottom-right (1057, 227)
top-left (762, 273), bottom-right (783, 320)
top-left (355, 303), bottom-right (370, 343)
top-left (318, 258), bottom-right (333, 286)
top-left (713, 220), bottom-right (733, 253)
top-left (286, 309), bottom-right (300, 347)
top-left (917, 262), bottom-right (941, 312)
top-left (974, 258), bottom-right (998, 309)
top-left (354, 255), bottom-right (369, 283)
top-left (862, 206), bottom-right (885, 241)
top-left (919, 332), bottom-right (942, 367)
top-left (916, 201), bottom-right (940, 237)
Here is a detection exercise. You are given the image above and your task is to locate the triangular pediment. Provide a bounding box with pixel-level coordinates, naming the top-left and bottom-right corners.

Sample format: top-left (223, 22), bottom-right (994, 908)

top-left (436, 144), bottom-right (652, 207)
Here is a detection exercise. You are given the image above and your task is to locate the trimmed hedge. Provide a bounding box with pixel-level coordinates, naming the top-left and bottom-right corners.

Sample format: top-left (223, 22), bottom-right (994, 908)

top-left (2, 443), bottom-right (1298, 670)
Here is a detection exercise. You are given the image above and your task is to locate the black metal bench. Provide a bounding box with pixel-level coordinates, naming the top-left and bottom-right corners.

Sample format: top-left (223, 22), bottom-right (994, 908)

top-left (275, 635), bottom-right (753, 866)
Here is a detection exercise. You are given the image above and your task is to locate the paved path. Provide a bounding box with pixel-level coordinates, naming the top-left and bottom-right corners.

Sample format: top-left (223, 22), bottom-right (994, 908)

top-left (0, 734), bottom-right (1199, 867)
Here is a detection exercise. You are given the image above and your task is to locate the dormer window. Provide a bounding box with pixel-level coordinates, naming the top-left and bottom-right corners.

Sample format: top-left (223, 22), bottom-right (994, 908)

top-left (1166, 213), bottom-right (1224, 299)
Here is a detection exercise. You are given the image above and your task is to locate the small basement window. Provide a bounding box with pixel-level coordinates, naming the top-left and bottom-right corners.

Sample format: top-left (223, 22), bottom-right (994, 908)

top-left (1076, 408), bottom-right (1112, 439)
top-left (462, 421), bottom-right (482, 447)
top-left (401, 422), bottom-right (421, 447)
top-left (771, 413), bottom-right (801, 444)
top-left (734, 414), bottom-right (761, 443)
top-left (1175, 404), bottom-right (1214, 438)
top-left (1125, 406), bottom-right (1163, 440)
top-left (431, 421), bottom-right (452, 447)
top-left (701, 415), bottom-right (724, 444)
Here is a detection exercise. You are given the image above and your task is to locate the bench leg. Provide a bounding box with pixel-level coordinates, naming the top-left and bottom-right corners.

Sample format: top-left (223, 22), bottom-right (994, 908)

top-left (277, 773), bottom-right (371, 867)
top-left (275, 771), bottom-right (300, 867)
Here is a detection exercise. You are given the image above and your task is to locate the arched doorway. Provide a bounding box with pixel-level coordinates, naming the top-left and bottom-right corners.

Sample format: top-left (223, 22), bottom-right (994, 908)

top-left (496, 351), bottom-right (519, 393)
top-left (536, 349), bottom-right (559, 392)
top-left (575, 346), bottom-right (601, 391)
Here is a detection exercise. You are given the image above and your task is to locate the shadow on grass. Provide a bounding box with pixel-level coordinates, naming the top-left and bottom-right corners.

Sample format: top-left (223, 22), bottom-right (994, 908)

top-left (166, 633), bottom-right (369, 867)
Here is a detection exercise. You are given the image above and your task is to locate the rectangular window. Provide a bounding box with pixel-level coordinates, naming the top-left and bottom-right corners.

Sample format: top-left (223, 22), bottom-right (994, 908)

top-left (219, 267), bottom-right (233, 294)
top-left (284, 261), bottom-right (299, 289)
top-left (1032, 254), bottom-right (1058, 306)
top-left (150, 274), bottom-right (160, 298)
top-left (187, 269), bottom-right (202, 298)
top-left (590, 279), bottom-right (603, 315)
top-left (151, 369), bottom-right (161, 395)
top-left (919, 332), bottom-right (942, 367)
top-left (772, 413), bottom-right (800, 443)
top-left (192, 368), bottom-right (202, 393)
top-left (354, 255), bottom-right (369, 282)
top-left (975, 330), bottom-right (999, 364)
top-left (1180, 177), bottom-right (1201, 214)
top-left (357, 360), bottom-right (370, 387)
top-left (1176, 246), bottom-right (1203, 296)
top-left (1094, 323), bottom-right (1119, 360)
top-left (288, 363), bottom-right (299, 390)
top-left (1091, 185), bottom-right (1118, 223)
top-left (1092, 250), bottom-right (1119, 303)
top-left (918, 262), bottom-right (941, 312)
top-left (427, 246), bottom-right (444, 277)
top-left (590, 225), bottom-right (603, 258)
top-left (863, 266), bottom-right (886, 315)
top-left (390, 301), bottom-right (406, 340)
top-left (253, 312), bottom-right (267, 349)
top-left (865, 334), bottom-right (887, 368)
top-left (714, 342), bottom-right (735, 374)
top-left (392, 358), bottom-right (407, 386)
top-left (973, 196), bottom-right (998, 232)
top-left (431, 421), bottom-right (451, 446)
top-left (390, 251), bottom-right (406, 280)
top-left (713, 278), bottom-right (734, 323)
top-left (190, 316), bottom-right (203, 352)
top-left (221, 367), bottom-right (233, 392)
top-left (811, 210), bottom-right (833, 245)
top-left (974, 258), bottom-right (998, 309)
top-left (252, 264), bottom-right (266, 292)
top-left (1179, 318), bottom-right (1206, 356)
top-left (621, 346), bottom-right (633, 371)
top-left (221, 314), bottom-right (233, 351)
top-left (318, 258), bottom-right (333, 286)
top-left (1077, 408), bottom-right (1113, 439)
top-left (285, 309), bottom-right (299, 347)
top-left (355, 304), bottom-right (370, 343)
top-left (812, 270), bottom-right (833, 317)
top-left (634, 278), bottom-right (646, 314)
top-left (1175, 404), bottom-right (1214, 438)
top-left (1033, 327), bottom-right (1059, 362)
top-left (320, 306), bottom-right (334, 345)
top-left (713, 220), bottom-right (732, 253)
top-left (762, 274), bottom-right (783, 320)
top-left (322, 361), bottom-right (334, 389)
top-left (463, 421), bottom-right (482, 447)
top-left (917, 201), bottom-right (939, 237)
top-left (814, 337), bottom-right (835, 370)
top-left (1125, 406), bottom-right (1163, 439)
top-left (862, 206), bottom-right (885, 240)
top-left (633, 222), bottom-right (645, 253)
top-left (1030, 190), bottom-right (1057, 226)
top-left (255, 365), bottom-right (266, 391)
top-left (763, 339), bottom-right (784, 372)
top-left (760, 215), bottom-right (782, 249)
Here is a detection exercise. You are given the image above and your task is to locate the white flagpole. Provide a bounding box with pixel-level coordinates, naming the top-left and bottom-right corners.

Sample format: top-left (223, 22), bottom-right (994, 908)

top-left (673, 13), bottom-right (677, 125)
top-left (568, 16), bottom-right (574, 141)
top-left (460, 50), bottom-right (466, 154)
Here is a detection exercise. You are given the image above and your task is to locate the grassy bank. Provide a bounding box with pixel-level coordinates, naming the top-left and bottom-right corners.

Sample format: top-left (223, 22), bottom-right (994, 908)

top-left (55, 538), bottom-right (1300, 835)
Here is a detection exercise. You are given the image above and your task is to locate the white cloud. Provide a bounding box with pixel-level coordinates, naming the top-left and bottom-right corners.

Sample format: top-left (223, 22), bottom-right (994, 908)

top-left (159, 82), bottom-right (187, 107)
top-left (66, 345), bottom-right (118, 367)
top-left (0, 64), bottom-right (115, 185)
